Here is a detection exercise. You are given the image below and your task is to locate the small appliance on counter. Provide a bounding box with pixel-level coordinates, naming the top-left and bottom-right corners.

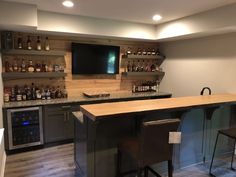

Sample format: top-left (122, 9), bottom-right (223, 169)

top-left (6, 106), bottom-right (43, 150)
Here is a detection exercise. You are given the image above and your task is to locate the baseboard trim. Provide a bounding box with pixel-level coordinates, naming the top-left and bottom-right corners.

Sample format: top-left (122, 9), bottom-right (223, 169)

top-left (0, 151), bottom-right (6, 177)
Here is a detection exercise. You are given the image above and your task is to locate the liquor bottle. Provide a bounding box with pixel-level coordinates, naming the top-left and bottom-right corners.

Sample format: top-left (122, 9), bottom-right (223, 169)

top-left (28, 60), bottom-right (35, 72)
top-left (147, 48), bottom-right (152, 55)
top-left (126, 47), bottom-right (132, 55)
top-left (46, 88), bottom-right (51, 100)
top-left (21, 59), bottom-right (26, 72)
top-left (31, 83), bottom-right (36, 100)
top-left (56, 86), bottom-right (62, 98)
top-left (27, 36), bottom-right (32, 50)
top-left (62, 86), bottom-right (68, 98)
top-left (150, 62), bottom-right (156, 72)
top-left (5, 60), bottom-right (10, 72)
top-left (26, 85), bottom-right (32, 100)
top-left (151, 48), bottom-right (156, 55)
top-left (137, 48), bottom-right (142, 55)
top-left (41, 61), bottom-right (47, 72)
top-left (45, 37), bottom-right (50, 51)
top-left (17, 37), bottom-right (23, 49)
top-left (35, 61), bottom-right (41, 72)
top-left (126, 61), bottom-right (131, 72)
top-left (50, 87), bottom-right (56, 99)
top-left (136, 60), bottom-right (141, 72)
top-left (41, 88), bottom-right (46, 100)
top-left (142, 49), bottom-right (147, 55)
top-left (13, 59), bottom-right (18, 72)
top-left (16, 86), bottom-right (22, 101)
top-left (22, 85), bottom-right (27, 101)
top-left (36, 36), bottom-right (41, 50)
top-left (131, 61), bottom-right (136, 72)
top-left (140, 60), bottom-right (144, 72)
top-left (36, 86), bottom-right (42, 99)
top-left (10, 87), bottom-right (16, 101)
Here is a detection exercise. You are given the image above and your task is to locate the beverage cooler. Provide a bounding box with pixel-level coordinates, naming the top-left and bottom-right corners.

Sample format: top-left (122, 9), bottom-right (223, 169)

top-left (6, 106), bottom-right (43, 150)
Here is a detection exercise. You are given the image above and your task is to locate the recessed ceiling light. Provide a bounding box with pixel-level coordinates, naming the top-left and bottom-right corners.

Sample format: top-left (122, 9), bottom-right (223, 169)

top-left (62, 0), bottom-right (74, 8)
top-left (152, 14), bottom-right (162, 21)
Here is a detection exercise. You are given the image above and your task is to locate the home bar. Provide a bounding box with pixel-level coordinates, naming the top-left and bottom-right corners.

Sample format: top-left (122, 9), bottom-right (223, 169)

top-left (76, 94), bottom-right (236, 177)
top-left (2, 1), bottom-right (236, 177)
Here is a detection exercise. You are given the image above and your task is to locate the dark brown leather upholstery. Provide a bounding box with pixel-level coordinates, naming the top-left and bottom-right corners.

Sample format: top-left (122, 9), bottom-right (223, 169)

top-left (118, 119), bottom-right (180, 168)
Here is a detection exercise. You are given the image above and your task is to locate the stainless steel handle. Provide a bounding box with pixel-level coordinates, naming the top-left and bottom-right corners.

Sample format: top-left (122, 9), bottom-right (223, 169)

top-left (67, 112), bottom-right (70, 121)
top-left (61, 105), bottom-right (71, 109)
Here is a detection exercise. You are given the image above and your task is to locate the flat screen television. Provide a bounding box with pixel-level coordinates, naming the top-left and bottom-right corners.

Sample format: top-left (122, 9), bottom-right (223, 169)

top-left (72, 43), bottom-right (120, 74)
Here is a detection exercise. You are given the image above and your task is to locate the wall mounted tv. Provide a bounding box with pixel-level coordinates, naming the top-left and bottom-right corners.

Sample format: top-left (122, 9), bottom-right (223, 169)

top-left (72, 43), bottom-right (120, 74)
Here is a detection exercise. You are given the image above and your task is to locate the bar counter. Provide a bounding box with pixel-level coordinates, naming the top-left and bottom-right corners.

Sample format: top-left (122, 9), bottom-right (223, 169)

top-left (75, 94), bottom-right (236, 177)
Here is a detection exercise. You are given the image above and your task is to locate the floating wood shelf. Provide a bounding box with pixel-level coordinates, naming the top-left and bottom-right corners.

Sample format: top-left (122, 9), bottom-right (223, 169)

top-left (2, 49), bottom-right (66, 56)
top-left (121, 71), bottom-right (165, 76)
top-left (2, 72), bottom-right (67, 80)
top-left (122, 54), bottom-right (165, 60)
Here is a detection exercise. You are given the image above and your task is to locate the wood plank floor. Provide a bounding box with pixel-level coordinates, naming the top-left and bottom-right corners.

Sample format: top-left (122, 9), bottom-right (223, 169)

top-left (4, 143), bottom-right (236, 177)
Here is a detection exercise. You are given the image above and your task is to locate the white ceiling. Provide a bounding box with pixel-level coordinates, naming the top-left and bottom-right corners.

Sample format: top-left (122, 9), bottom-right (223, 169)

top-left (3, 0), bottom-right (236, 24)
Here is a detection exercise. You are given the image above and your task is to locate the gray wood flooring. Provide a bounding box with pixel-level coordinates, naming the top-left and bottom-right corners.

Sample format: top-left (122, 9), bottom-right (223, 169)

top-left (4, 143), bottom-right (236, 177)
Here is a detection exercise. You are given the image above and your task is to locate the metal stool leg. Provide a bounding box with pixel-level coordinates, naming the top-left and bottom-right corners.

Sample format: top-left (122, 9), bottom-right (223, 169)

top-left (144, 166), bottom-right (148, 177)
top-left (230, 139), bottom-right (236, 171)
top-left (209, 132), bottom-right (220, 176)
top-left (117, 150), bottom-right (122, 177)
top-left (168, 160), bottom-right (173, 177)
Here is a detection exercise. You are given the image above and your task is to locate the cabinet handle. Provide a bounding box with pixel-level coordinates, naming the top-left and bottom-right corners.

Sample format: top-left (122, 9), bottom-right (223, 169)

top-left (67, 112), bottom-right (70, 121)
top-left (61, 105), bottom-right (71, 109)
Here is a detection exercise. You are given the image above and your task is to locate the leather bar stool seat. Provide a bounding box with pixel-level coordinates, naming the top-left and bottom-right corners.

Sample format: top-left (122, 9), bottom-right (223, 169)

top-left (209, 127), bottom-right (236, 177)
top-left (117, 118), bottom-right (181, 177)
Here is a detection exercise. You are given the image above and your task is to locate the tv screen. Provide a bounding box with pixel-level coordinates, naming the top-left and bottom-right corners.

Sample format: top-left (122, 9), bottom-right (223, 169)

top-left (72, 43), bottom-right (120, 74)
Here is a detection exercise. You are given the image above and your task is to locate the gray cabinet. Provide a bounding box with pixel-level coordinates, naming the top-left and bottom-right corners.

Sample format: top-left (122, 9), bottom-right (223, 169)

top-left (44, 104), bottom-right (79, 143)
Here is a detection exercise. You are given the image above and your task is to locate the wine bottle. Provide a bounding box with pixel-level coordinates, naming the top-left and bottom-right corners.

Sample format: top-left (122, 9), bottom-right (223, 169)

top-left (17, 37), bottom-right (23, 49)
top-left (45, 37), bottom-right (50, 51)
top-left (36, 36), bottom-right (41, 50)
top-left (21, 59), bottom-right (26, 72)
top-left (27, 36), bottom-right (32, 50)
top-left (28, 60), bottom-right (35, 72)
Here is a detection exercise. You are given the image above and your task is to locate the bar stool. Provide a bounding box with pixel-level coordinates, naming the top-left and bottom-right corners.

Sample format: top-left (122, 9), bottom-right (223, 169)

top-left (117, 119), bottom-right (181, 177)
top-left (209, 127), bottom-right (236, 176)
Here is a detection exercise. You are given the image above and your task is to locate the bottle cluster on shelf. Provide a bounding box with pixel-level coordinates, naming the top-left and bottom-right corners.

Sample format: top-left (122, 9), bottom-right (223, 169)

top-left (132, 80), bottom-right (159, 93)
top-left (4, 83), bottom-right (68, 102)
top-left (4, 59), bottom-right (64, 73)
top-left (126, 60), bottom-right (162, 72)
top-left (17, 35), bottom-right (50, 51)
top-left (126, 47), bottom-right (160, 56)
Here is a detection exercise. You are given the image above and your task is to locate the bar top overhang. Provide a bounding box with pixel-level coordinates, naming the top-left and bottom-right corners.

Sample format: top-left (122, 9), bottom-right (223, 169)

top-left (80, 94), bottom-right (236, 120)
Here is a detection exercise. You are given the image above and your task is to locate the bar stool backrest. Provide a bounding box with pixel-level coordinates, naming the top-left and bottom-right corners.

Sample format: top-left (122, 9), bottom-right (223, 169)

top-left (139, 119), bottom-right (180, 167)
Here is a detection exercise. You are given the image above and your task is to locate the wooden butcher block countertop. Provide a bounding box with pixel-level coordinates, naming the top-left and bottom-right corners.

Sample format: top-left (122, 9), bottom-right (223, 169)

top-left (80, 94), bottom-right (236, 121)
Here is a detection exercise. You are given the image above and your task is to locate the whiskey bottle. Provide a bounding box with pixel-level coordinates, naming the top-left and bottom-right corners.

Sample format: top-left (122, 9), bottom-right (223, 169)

top-left (45, 37), bottom-right (50, 51)
top-left (22, 85), bottom-right (27, 101)
top-left (10, 87), bottom-right (16, 102)
top-left (137, 48), bottom-right (142, 55)
top-left (35, 61), bottom-right (41, 72)
top-left (56, 86), bottom-right (62, 98)
top-left (126, 61), bottom-right (131, 72)
top-left (13, 59), bottom-right (18, 72)
top-left (26, 86), bottom-right (32, 100)
top-left (5, 61), bottom-right (10, 72)
top-left (131, 61), bottom-right (136, 72)
top-left (41, 61), bottom-right (47, 72)
top-left (36, 36), bottom-right (41, 50)
top-left (31, 83), bottom-right (36, 100)
top-left (17, 37), bottom-right (23, 49)
top-left (16, 86), bottom-right (22, 101)
top-left (147, 48), bottom-right (152, 55)
top-left (46, 88), bottom-right (51, 100)
top-left (27, 36), bottom-right (32, 50)
top-left (126, 47), bottom-right (132, 55)
top-left (62, 86), bottom-right (68, 98)
top-left (41, 88), bottom-right (46, 100)
top-left (21, 59), bottom-right (26, 72)
top-left (28, 60), bottom-right (35, 72)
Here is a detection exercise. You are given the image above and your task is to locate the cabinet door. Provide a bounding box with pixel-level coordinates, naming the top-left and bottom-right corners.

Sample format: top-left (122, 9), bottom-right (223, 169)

top-left (44, 107), bottom-right (67, 143)
top-left (66, 112), bottom-right (75, 139)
